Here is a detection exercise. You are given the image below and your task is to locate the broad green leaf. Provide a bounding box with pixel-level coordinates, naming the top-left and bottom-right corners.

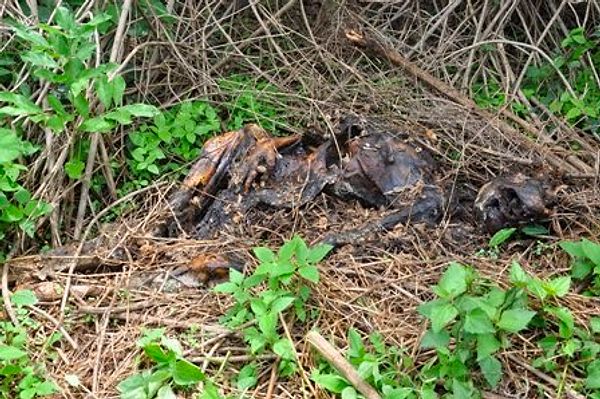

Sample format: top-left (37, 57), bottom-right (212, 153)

top-left (157, 385), bottom-right (176, 399)
top-left (451, 379), bottom-right (475, 398)
top-left (548, 306), bottom-right (574, 339)
top-left (544, 276), bottom-right (571, 298)
top-left (421, 330), bottom-right (450, 350)
top-left (341, 387), bottom-right (358, 399)
top-left (560, 241), bottom-right (585, 258)
top-left (433, 262), bottom-right (469, 299)
top-left (229, 268), bottom-right (244, 284)
top-left (143, 342), bottom-right (170, 364)
top-left (307, 243), bottom-right (333, 263)
top-left (311, 372), bottom-right (349, 393)
top-left (120, 104), bottom-right (160, 118)
top-left (430, 301), bottom-right (458, 332)
top-left (199, 381), bottom-right (223, 399)
top-left (590, 317), bottom-right (600, 334)
top-left (11, 289), bottom-right (38, 306)
top-left (509, 261), bottom-right (529, 286)
top-left (298, 265), bottom-right (319, 283)
top-left (479, 356), bottom-right (502, 388)
top-left (582, 239), bottom-right (600, 265)
top-left (65, 160), bottom-right (85, 179)
top-left (464, 308), bottom-right (495, 334)
top-left (271, 296), bottom-right (295, 313)
top-left (572, 258), bottom-right (593, 279)
top-left (489, 227), bottom-right (517, 248)
top-left (253, 247), bottom-right (275, 263)
top-left (347, 328), bottom-right (365, 358)
top-left (477, 333), bottom-right (501, 360)
top-left (237, 363), bottom-right (258, 390)
top-left (521, 225), bottom-right (548, 236)
top-left (21, 51), bottom-right (59, 69)
top-left (586, 360), bottom-right (600, 389)
top-left (172, 359), bottom-right (205, 385)
top-left (112, 75), bottom-right (126, 105)
top-left (273, 338), bottom-right (295, 360)
top-left (80, 117), bottom-right (113, 133)
top-left (278, 238), bottom-right (297, 261)
top-left (258, 311), bottom-right (278, 340)
top-left (497, 309), bottom-right (536, 333)
top-left (96, 76), bottom-right (113, 108)
top-left (0, 131), bottom-right (24, 163)
top-left (0, 344), bottom-right (27, 360)
top-left (527, 278), bottom-right (547, 301)
top-left (213, 282), bottom-right (237, 294)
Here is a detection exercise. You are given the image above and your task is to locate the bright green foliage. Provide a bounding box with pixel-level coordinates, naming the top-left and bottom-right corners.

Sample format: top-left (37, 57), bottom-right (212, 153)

top-left (312, 329), bottom-right (425, 399)
top-left (219, 75), bottom-right (287, 133)
top-left (214, 235), bottom-right (332, 380)
top-left (0, 290), bottom-right (59, 398)
top-left (418, 263), bottom-right (536, 397)
top-left (125, 101), bottom-right (221, 187)
top-left (0, 130), bottom-right (52, 244)
top-left (473, 28), bottom-right (600, 136)
top-left (560, 238), bottom-right (600, 296)
top-left (117, 329), bottom-right (207, 399)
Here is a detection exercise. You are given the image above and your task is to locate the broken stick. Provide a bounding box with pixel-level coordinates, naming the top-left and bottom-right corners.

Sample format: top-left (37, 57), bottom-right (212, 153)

top-left (306, 331), bottom-right (382, 399)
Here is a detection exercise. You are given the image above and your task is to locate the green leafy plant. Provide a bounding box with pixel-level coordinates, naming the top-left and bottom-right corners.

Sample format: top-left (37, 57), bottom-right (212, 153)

top-left (0, 290), bottom-right (59, 399)
top-left (117, 328), bottom-right (207, 399)
top-left (214, 235), bottom-right (332, 379)
top-left (418, 262), bottom-right (536, 397)
top-left (312, 329), bottom-right (427, 399)
top-left (126, 101), bottom-right (221, 186)
top-left (0, 131), bottom-right (53, 245)
top-left (560, 238), bottom-right (600, 296)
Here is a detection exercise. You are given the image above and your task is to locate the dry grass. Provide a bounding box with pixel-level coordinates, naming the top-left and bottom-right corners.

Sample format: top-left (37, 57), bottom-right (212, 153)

top-left (3, 0), bottom-right (600, 398)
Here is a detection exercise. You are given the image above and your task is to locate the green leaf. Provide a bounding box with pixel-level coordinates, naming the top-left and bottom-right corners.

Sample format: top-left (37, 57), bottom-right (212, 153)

top-left (452, 379), bottom-right (475, 398)
top-left (509, 261), bottom-right (529, 286)
top-left (112, 75), bottom-right (126, 105)
top-left (560, 241), bottom-right (585, 258)
top-left (477, 333), bottom-right (501, 360)
top-left (258, 312), bottom-right (278, 340)
top-left (298, 265), bottom-right (319, 283)
top-left (0, 131), bottom-right (24, 163)
top-left (421, 330), bottom-right (450, 350)
top-left (143, 342), bottom-right (170, 364)
top-left (497, 309), bottom-right (536, 333)
top-left (120, 104), bottom-right (160, 118)
top-left (582, 239), bottom-right (600, 265)
top-left (278, 238), bottom-right (297, 261)
top-left (433, 262), bottom-right (469, 299)
top-left (271, 296), bottom-right (295, 313)
top-left (0, 344), bottom-right (27, 360)
top-left (464, 308), bottom-right (495, 334)
top-left (590, 317), bottom-right (600, 334)
top-left (237, 363), bottom-right (258, 390)
top-left (341, 386), bottom-right (358, 399)
top-left (571, 258), bottom-right (593, 279)
top-left (307, 243), bottom-right (333, 263)
top-left (311, 372), bottom-right (349, 393)
top-left (548, 306), bottom-right (575, 339)
top-left (430, 301), bottom-right (458, 333)
top-left (253, 247), bottom-right (275, 263)
top-left (65, 160), bottom-right (85, 179)
top-left (273, 338), bottom-right (295, 360)
top-left (544, 276), bottom-right (571, 298)
top-left (11, 289), bottom-right (38, 306)
top-left (172, 359), bottom-right (205, 385)
top-left (527, 278), bottom-right (547, 301)
top-left (586, 360), bottom-right (600, 389)
top-left (479, 356), bottom-right (503, 388)
top-left (521, 225), bottom-right (548, 236)
top-left (96, 76), bottom-right (113, 108)
top-left (21, 51), bottom-right (59, 69)
top-left (157, 385), bottom-right (176, 399)
top-left (80, 117), bottom-right (113, 133)
top-left (489, 227), bottom-right (517, 248)
top-left (347, 328), bottom-right (365, 358)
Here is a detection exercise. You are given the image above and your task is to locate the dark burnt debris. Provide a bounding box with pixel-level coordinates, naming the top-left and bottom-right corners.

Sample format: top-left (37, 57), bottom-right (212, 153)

top-left (158, 114), bottom-right (553, 249)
